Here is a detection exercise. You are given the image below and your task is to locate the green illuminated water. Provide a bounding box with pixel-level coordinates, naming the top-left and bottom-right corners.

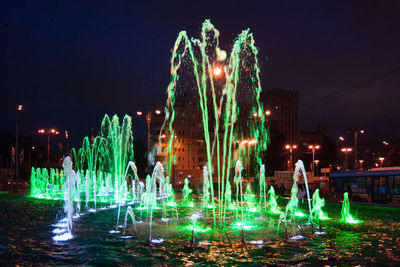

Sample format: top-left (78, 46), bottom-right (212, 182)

top-left (161, 19), bottom-right (269, 228)
top-left (340, 192), bottom-right (362, 224)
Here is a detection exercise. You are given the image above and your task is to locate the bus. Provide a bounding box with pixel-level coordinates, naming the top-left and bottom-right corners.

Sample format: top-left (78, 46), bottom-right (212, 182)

top-left (329, 167), bottom-right (400, 204)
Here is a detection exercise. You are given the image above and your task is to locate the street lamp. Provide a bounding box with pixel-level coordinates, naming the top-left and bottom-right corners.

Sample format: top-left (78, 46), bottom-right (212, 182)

top-left (213, 66), bottom-right (222, 76)
top-left (341, 147), bottom-right (352, 170)
top-left (314, 160), bottom-right (320, 176)
top-left (308, 145), bottom-right (320, 176)
top-left (38, 128), bottom-right (59, 163)
top-left (354, 129), bottom-right (365, 169)
top-left (378, 157), bottom-right (385, 167)
top-left (359, 160), bottom-right (364, 170)
top-left (285, 144), bottom-right (297, 171)
top-left (15, 104), bottom-right (23, 190)
top-left (136, 109), bottom-right (162, 167)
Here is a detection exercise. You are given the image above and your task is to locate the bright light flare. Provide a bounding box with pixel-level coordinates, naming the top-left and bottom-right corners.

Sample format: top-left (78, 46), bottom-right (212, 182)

top-left (213, 66), bottom-right (222, 76)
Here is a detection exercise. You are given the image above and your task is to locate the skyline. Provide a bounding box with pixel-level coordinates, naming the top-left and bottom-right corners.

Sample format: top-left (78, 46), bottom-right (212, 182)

top-left (1, 1), bottom-right (400, 146)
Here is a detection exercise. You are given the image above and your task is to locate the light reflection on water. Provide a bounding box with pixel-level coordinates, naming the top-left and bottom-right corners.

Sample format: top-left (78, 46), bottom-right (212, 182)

top-left (0, 195), bottom-right (399, 265)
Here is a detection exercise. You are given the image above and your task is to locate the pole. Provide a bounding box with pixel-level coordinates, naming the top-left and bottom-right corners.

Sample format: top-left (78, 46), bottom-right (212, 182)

top-left (312, 149), bottom-right (315, 176)
top-left (15, 120), bottom-right (19, 191)
top-left (354, 131), bottom-right (358, 170)
top-left (146, 111), bottom-right (151, 168)
top-left (289, 148), bottom-right (293, 171)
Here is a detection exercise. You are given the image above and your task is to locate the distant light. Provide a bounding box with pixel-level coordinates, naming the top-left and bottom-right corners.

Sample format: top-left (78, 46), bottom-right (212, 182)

top-left (293, 145), bottom-right (297, 149)
top-left (285, 145), bottom-right (290, 149)
top-left (213, 66), bottom-right (222, 76)
top-left (265, 110), bottom-right (271, 116)
top-left (360, 130), bottom-right (365, 134)
top-left (38, 129), bottom-right (45, 134)
top-left (17, 105), bottom-right (23, 111)
top-left (155, 110), bottom-right (161, 115)
top-left (252, 112), bottom-right (258, 118)
top-left (379, 157), bottom-right (385, 161)
top-left (137, 111), bottom-right (143, 116)
top-left (32, 146), bottom-right (35, 150)
top-left (160, 134), bottom-right (166, 139)
top-left (241, 139), bottom-right (248, 145)
top-left (316, 145), bottom-right (320, 149)
top-left (339, 136), bottom-right (345, 141)
top-left (383, 141), bottom-right (389, 146)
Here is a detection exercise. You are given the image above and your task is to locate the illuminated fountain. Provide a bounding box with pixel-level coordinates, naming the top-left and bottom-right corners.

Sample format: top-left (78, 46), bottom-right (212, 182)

top-left (340, 192), bottom-right (362, 224)
top-left (32, 20), bottom-right (367, 250)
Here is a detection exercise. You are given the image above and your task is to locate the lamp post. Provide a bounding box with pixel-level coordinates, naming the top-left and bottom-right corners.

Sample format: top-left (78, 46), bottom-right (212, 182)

top-left (359, 160), bottom-right (364, 170)
top-left (285, 144), bottom-right (297, 171)
top-left (354, 129), bottom-right (364, 169)
top-left (378, 157), bottom-right (385, 167)
top-left (341, 147), bottom-right (352, 170)
top-left (38, 128), bottom-right (59, 163)
top-left (15, 105), bottom-right (23, 190)
top-left (308, 145), bottom-right (320, 176)
top-left (314, 160), bottom-right (320, 176)
top-left (136, 108), bottom-right (162, 168)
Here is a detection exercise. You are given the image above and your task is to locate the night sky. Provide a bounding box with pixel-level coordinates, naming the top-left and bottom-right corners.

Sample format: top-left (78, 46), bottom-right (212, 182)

top-left (1, 0), bottom-right (400, 148)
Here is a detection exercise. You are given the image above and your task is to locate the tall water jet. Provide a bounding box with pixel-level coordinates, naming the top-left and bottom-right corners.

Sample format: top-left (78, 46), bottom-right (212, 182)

top-left (312, 189), bottom-right (329, 220)
top-left (182, 178), bottom-right (193, 207)
top-left (160, 19), bottom-right (269, 227)
top-left (340, 192), bottom-right (362, 224)
top-left (259, 165), bottom-right (267, 214)
top-left (268, 186), bottom-right (280, 214)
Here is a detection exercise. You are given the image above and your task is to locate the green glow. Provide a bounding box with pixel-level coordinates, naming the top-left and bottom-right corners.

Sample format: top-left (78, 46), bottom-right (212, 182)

top-left (312, 189), bottom-right (330, 220)
top-left (182, 178), bottom-right (193, 205)
top-left (231, 221), bottom-right (256, 230)
top-left (294, 211), bottom-right (306, 217)
top-left (340, 192), bottom-right (362, 224)
top-left (161, 20), bottom-right (269, 228)
top-left (268, 186), bottom-right (281, 214)
top-left (183, 224), bottom-right (211, 233)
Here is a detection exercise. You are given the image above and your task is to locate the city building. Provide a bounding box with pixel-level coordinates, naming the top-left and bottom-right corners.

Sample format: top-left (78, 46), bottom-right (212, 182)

top-left (259, 88), bottom-right (299, 144)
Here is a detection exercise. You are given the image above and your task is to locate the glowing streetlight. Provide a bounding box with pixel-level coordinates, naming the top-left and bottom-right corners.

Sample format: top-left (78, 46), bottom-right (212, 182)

top-left (285, 144), bottom-right (297, 171)
top-left (354, 129), bottom-right (365, 169)
top-left (213, 66), bottom-right (222, 76)
top-left (341, 147), bottom-right (352, 170)
top-left (308, 145), bottom-right (320, 175)
top-left (265, 110), bottom-right (271, 116)
top-left (359, 160), bottom-right (364, 170)
top-left (379, 157), bottom-right (385, 167)
top-left (339, 136), bottom-right (345, 141)
top-left (383, 141), bottom-right (389, 146)
top-left (136, 109), bottom-right (163, 167)
top-left (38, 128), bottom-right (59, 163)
top-left (17, 105), bottom-right (23, 111)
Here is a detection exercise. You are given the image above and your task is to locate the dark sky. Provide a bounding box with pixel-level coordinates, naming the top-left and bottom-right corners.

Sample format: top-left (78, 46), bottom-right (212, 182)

top-left (1, 0), bottom-right (400, 148)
